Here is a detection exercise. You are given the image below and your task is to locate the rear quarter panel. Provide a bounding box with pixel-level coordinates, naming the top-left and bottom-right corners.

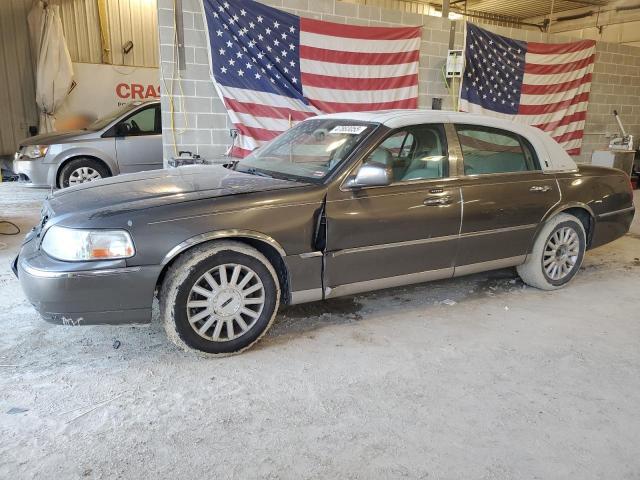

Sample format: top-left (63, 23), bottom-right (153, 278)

top-left (555, 165), bottom-right (634, 248)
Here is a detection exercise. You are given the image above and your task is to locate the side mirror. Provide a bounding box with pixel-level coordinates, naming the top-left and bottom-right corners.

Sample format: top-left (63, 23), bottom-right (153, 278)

top-left (116, 123), bottom-right (131, 137)
top-left (345, 162), bottom-right (392, 188)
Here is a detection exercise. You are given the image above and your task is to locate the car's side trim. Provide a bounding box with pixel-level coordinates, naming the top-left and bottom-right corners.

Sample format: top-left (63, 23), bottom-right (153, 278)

top-left (453, 255), bottom-right (526, 277)
top-left (297, 251), bottom-right (323, 258)
top-left (460, 223), bottom-right (537, 238)
top-left (317, 255), bottom-right (529, 304)
top-left (161, 229), bottom-right (287, 265)
top-left (20, 260), bottom-right (141, 279)
top-left (598, 206), bottom-right (635, 218)
top-left (329, 223), bottom-right (537, 258)
top-left (325, 267), bottom-right (454, 299)
top-left (289, 288), bottom-right (324, 304)
top-left (330, 234), bottom-right (458, 257)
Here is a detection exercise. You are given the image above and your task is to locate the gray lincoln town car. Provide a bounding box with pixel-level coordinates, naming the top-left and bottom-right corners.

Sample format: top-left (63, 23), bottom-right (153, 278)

top-left (14, 110), bottom-right (635, 355)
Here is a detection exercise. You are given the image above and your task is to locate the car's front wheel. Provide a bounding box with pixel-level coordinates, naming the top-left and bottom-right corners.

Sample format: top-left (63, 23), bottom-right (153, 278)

top-left (160, 240), bottom-right (280, 355)
top-left (59, 158), bottom-right (110, 188)
top-left (517, 213), bottom-right (586, 290)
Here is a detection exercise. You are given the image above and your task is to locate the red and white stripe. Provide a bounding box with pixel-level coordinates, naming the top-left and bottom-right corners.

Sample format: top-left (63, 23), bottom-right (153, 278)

top-left (461, 38), bottom-right (595, 156)
top-left (299, 18), bottom-right (421, 113)
top-left (521, 40), bottom-right (595, 155)
top-left (221, 19), bottom-right (421, 157)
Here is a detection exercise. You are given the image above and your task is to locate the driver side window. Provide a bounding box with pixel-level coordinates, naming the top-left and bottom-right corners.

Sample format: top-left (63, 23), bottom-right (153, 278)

top-left (119, 105), bottom-right (160, 136)
top-left (363, 124), bottom-right (448, 183)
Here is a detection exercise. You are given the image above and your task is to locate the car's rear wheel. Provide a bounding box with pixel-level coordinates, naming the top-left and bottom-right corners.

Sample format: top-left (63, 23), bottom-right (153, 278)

top-left (517, 213), bottom-right (586, 290)
top-left (160, 240), bottom-right (280, 355)
top-left (59, 158), bottom-right (110, 188)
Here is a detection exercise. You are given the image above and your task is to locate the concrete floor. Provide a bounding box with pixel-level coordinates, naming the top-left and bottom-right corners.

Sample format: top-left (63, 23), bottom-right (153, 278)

top-left (1, 182), bottom-right (639, 480)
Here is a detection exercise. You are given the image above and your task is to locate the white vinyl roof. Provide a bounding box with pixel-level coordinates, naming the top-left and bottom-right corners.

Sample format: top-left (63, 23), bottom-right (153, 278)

top-left (313, 109), bottom-right (577, 173)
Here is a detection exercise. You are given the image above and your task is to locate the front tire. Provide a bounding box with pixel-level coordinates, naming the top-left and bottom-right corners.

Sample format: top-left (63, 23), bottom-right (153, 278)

top-left (160, 241), bottom-right (280, 355)
top-left (59, 158), bottom-right (110, 188)
top-left (517, 213), bottom-right (586, 290)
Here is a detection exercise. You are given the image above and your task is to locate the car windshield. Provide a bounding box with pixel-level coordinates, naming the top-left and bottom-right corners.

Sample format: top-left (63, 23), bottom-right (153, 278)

top-left (236, 119), bottom-right (377, 182)
top-left (85, 103), bottom-right (144, 131)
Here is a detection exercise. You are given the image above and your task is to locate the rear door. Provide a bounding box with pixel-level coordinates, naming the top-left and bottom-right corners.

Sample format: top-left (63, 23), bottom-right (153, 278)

top-left (324, 123), bottom-right (462, 295)
top-left (113, 103), bottom-right (163, 173)
top-left (452, 124), bottom-right (560, 273)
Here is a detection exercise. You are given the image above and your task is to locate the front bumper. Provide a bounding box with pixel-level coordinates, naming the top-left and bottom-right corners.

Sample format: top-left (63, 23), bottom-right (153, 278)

top-left (12, 159), bottom-right (55, 187)
top-left (15, 237), bottom-right (162, 325)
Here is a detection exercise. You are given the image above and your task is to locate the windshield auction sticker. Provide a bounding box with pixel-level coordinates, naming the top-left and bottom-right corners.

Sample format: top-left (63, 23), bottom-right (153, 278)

top-left (329, 125), bottom-right (368, 135)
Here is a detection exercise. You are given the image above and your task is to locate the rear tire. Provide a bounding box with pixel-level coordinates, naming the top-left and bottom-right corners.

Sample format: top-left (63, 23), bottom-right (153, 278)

top-left (159, 240), bottom-right (280, 356)
top-left (517, 213), bottom-right (586, 290)
top-left (59, 158), bottom-right (110, 188)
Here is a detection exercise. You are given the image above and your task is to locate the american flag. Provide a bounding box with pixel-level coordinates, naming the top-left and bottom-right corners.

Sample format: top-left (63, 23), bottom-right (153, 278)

top-left (202, 0), bottom-right (421, 157)
top-left (459, 23), bottom-right (596, 156)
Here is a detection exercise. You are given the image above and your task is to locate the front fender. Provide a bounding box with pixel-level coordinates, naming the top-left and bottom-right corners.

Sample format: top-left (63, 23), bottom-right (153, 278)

top-left (48, 143), bottom-right (120, 186)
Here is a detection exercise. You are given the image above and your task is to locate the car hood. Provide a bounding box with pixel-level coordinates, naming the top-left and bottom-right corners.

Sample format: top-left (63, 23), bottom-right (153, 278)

top-left (46, 165), bottom-right (304, 219)
top-left (19, 130), bottom-right (90, 146)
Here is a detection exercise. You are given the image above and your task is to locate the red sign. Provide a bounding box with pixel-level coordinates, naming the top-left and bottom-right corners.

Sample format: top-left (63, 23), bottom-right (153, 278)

top-left (116, 82), bottom-right (160, 100)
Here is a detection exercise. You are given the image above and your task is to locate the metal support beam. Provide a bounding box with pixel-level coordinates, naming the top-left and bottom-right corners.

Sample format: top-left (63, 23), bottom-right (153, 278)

top-left (442, 0), bottom-right (450, 18)
top-left (96, 0), bottom-right (111, 64)
top-left (563, 0), bottom-right (607, 6)
top-left (174, 0), bottom-right (186, 71)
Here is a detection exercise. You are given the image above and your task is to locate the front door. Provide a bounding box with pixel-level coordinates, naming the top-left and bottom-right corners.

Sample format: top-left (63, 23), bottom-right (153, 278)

top-left (452, 123), bottom-right (561, 273)
top-left (114, 103), bottom-right (163, 173)
top-left (324, 123), bottom-right (462, 297)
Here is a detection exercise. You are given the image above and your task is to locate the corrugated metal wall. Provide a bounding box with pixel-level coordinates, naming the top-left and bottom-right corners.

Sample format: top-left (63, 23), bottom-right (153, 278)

top-left (50, 0), bottom-right (103, 64)
top-left (0, 0), bottom-right (38, 158)
top-left (107, 0), bottom-right (159, 68)
top-left (49, 0), bottom-right (159, 67)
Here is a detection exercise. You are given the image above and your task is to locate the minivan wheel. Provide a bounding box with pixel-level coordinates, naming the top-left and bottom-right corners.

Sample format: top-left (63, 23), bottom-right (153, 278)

top-left (517, 213), bottom-right (586, 290)
top-left (59, 158), bottom-right (110, 188)
top-left (160, 241), bottom-right (280, 355)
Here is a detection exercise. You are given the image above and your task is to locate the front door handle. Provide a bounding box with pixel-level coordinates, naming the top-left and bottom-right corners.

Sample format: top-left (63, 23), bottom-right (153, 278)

top-left (530, 185), bottom-right (552, 192)
top-left (424, 195), bottom-right (452, 206)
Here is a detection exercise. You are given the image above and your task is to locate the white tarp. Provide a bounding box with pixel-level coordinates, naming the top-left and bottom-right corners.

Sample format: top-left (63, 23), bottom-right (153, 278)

top-left (28, 1), bottom-right (74, 133)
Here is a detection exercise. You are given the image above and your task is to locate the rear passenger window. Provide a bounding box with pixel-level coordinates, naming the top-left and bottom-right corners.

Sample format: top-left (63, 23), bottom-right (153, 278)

top-left (456, 125), bottom-right (538, 175)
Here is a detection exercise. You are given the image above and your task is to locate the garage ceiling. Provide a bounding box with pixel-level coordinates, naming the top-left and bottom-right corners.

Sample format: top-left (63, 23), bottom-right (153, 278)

top-left (446, 0), bottom-right (610, 19)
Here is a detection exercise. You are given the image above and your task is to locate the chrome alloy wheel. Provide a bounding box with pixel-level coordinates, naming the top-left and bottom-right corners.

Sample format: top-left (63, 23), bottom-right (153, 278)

top-left (186, 264), bottom-right (265, 342)
top-left (68, 166), bottom-right (102, 185)
top-left (543, 226), bottom-right (580, 281)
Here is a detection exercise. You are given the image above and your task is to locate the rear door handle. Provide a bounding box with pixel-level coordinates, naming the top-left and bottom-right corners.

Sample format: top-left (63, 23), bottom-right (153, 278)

top-left (424, 195), bottom-right (452, 206)
top-left (530, 185), bottom-right (552, 192)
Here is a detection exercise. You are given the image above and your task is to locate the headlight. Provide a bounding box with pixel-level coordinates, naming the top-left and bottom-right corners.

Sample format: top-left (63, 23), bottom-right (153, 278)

top-left (22, 145), bottom-right (49, 159)
top-left (41, 225), bottom-right (135, 261)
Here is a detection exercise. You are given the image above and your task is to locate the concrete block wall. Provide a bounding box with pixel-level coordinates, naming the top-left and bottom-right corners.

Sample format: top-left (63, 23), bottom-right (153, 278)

top-left (158, 0), bottom-right (640, 165)
top-left (157, 0), bottom-right (459, 162)
top-left (579, 42), bottom-right (640, 164)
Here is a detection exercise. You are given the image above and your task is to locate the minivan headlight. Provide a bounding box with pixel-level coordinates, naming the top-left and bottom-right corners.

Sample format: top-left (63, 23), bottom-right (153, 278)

top-left (22, 145), bottom-right (49, 159)
top-left (41, 225), bottom-right (135, 261)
